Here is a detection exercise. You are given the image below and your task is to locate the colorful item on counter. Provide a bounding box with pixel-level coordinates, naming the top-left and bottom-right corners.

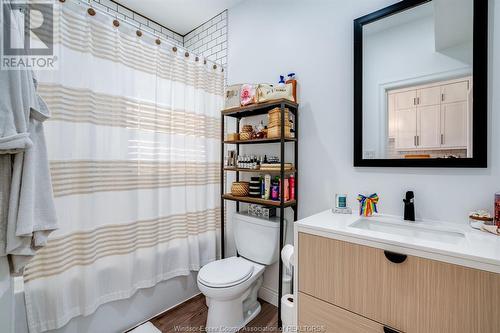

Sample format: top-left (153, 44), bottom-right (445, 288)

top-left (469, 210), bottom-right (494, 230)
top-left (496, 192), bottom-right (500, 227)
top-left (357, 193), bottom-right (379, 217)
top-left (335, 194), bottom-right (347, 209)
top-left (240, 84), bottom-right (257, 106)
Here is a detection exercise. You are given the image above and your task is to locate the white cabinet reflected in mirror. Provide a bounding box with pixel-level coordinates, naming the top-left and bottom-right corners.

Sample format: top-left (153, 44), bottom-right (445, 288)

top-left (354, 0), bottom-right (487, 167)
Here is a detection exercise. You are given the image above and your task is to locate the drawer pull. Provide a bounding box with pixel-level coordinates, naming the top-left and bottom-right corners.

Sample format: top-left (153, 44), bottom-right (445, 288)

top-left (383, 326), bottom-right (400, 333)
top-left (384, 251), bottom-right (407, 264)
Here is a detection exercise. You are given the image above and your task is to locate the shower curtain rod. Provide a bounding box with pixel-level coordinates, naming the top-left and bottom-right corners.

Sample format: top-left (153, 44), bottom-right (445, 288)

top-left (66, 0), bottom-right (224, 71)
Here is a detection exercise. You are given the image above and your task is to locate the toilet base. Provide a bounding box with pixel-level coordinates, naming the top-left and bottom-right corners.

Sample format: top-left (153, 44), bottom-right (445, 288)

top-left (204, 276), bottom-right (263, 333)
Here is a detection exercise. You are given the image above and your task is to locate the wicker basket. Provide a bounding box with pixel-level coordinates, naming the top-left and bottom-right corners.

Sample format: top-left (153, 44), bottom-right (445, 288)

top-left (267, 126), bottom-right (291, 139)
top-left (226, 133), bottom-right (239, 141)
top-left (267, 107), bottom-right (291, 138)
top-left (231, 182), bottom-right (249, 197)
top-left (242, 125), bottom-right (254, 133)
top-left (239, 132), bottom-right (252, 141)
top-left (268, 107), bottom-right (290, 123)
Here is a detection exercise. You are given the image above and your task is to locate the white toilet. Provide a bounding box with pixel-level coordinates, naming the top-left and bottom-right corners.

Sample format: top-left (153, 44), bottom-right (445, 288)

top-left (197, 213), bottom-right (280, 332)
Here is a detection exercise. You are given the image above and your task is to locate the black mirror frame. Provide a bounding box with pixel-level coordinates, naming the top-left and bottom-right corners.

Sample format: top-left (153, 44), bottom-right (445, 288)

top-left (353, 0), bottom-right (488, 168)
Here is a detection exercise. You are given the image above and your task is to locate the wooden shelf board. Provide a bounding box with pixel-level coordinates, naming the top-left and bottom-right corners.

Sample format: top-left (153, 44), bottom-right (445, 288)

top-left (224, 138), bottom-right (296, 145)
top-left (224, 167), bottom-right (296, 173)
top-left (222, 194), bottom-right (296, 207)
top-left (221, 99), bottom-right (298, 118)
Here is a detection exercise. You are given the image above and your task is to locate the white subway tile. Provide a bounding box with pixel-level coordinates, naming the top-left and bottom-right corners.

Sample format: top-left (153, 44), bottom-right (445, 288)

top-left (148, 21), bottom-right (162, 32)
top-left (100, 0), bottom-right (117, 11)
top-left (117, 6), bottom-right (134, 18)
top-left (133, 14), bottom-right (148, 25)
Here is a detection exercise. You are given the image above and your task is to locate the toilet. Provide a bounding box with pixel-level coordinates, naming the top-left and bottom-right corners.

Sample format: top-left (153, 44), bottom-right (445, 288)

top-left (197, 213), bottom-right (280, 332)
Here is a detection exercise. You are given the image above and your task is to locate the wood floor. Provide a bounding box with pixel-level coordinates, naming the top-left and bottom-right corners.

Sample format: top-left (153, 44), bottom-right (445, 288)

top-left (149, 294), bottom-right (278, 333)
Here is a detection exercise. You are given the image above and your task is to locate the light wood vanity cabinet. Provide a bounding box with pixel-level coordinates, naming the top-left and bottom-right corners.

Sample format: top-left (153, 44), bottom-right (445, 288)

top-left (298, 233), bottom-right (500, 333)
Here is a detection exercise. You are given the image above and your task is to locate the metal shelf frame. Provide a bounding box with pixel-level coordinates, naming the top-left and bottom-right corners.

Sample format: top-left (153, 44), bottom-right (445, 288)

top-left (220, 100), bottom-right (299, 328)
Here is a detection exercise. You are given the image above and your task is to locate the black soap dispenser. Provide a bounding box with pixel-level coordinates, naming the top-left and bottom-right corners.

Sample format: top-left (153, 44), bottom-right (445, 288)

top-left (403, 191), bottom-right (415, 221)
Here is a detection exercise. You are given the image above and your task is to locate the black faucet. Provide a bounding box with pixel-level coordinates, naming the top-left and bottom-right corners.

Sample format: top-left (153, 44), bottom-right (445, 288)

top-left (403, 191), bottom-right (415, 222)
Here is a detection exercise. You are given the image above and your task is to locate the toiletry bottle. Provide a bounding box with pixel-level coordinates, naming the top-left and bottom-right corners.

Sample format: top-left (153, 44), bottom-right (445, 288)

top-left (286, 73), bottom-right (297, 102)
top-left (495, 192), bottom-right (500, 227)
top-left (278, 75), bottom-right (286, 87)
top-left (289, 174), bottom-right (295, 200)
top-left (271, 181), bottom-right (279, 201)
top-left (284, 178), bottom-right (289, 201)
top-left (264, 174), bottom-right (271, 200)
top-left (261, 175), bottom-right (265, 199)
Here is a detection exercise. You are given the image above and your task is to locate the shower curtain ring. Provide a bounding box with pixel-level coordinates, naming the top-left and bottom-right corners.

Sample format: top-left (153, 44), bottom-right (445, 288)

top-left (136, 30), bottom-right (142, 37)
top-left (87, 8), bottom-right (96, 16)
top-left (172, 46), bottom-right (177, 52)
top-left (155, 38), bottom-right (161, 45)
top-left (185, 52), bottom-right (189, 57)
top-left (113, 19), bottom-right (120, 27)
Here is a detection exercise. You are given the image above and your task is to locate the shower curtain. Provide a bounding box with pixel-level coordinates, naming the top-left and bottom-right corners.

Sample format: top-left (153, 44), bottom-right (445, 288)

top-left (22, 2), bottom-right (224, 332)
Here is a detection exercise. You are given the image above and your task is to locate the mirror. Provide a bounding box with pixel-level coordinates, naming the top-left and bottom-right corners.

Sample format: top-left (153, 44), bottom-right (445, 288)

top-left (354, 0), bottom-right (488, 167)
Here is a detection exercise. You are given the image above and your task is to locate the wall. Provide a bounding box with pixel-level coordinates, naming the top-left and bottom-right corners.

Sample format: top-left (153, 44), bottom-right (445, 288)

top-left (227, 0), bottom-right (499, 296)
top-left (184, 11), bottom-right (228, 67)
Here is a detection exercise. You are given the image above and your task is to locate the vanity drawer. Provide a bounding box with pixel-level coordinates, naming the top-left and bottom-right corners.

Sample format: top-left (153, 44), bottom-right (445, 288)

top-left (298, 292), bottom-right (395, 333)
top-left (298, 232), bottom-right (500, 333)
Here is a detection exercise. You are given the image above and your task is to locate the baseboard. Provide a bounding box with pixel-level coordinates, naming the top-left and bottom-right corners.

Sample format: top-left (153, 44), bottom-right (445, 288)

top-left (258, 286), bottom-right (278, 307)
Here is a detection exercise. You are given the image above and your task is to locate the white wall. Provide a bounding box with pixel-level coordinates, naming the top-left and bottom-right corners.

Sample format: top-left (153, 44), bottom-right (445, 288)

top-left (227, 0), bottom-right (499, 295)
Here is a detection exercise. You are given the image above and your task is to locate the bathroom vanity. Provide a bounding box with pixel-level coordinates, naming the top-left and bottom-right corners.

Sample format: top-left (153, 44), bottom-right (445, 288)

top-left (294, 210), bottom-right (500, 333)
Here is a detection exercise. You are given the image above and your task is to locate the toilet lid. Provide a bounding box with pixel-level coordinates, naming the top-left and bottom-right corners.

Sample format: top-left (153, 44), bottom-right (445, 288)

top-left (198, 257), bottom-right (254, 288)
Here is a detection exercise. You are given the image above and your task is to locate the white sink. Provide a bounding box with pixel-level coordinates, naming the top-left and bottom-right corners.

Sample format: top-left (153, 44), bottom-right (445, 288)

top-left (349, 216), bottom-right (466, 244)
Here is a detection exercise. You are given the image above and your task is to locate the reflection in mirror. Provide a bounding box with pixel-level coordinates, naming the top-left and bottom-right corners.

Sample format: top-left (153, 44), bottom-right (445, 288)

top-left (362, 0), bottom-right (473, 160)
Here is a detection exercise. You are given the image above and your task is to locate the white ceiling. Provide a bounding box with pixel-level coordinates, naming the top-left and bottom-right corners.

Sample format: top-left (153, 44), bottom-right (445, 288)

top-left (114, 0), bottom-right (243, 35)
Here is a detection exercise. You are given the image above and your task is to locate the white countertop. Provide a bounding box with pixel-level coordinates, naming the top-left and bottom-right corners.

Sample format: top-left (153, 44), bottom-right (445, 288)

top-left (295, 210), bottom-right (500, 273)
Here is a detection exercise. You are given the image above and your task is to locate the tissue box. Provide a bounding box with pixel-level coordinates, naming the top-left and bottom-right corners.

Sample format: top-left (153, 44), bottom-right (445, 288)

top-left (248, 204), bottom-right (276, 219)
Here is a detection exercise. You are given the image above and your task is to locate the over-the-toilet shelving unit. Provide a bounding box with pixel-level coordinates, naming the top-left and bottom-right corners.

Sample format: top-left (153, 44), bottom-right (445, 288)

top-left (220, 98), bottom-right (299, 328)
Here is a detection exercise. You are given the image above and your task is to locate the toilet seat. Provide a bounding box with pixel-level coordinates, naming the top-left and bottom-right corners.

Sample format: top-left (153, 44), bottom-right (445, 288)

top-left (198, 257), bottom-right (254, 288)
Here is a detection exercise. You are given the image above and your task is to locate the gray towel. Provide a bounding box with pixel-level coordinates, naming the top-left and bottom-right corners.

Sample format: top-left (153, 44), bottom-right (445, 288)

top-left (0, 22), bottom-right (58, 272)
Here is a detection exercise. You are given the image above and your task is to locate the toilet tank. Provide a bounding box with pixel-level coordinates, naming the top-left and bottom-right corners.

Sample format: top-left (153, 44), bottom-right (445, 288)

top-left (233, 213), bottom-right (281, 265)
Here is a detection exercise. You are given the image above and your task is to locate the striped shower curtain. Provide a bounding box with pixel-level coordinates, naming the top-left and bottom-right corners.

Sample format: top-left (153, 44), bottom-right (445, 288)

top-left (23, 2), bottom-right (224, 332)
